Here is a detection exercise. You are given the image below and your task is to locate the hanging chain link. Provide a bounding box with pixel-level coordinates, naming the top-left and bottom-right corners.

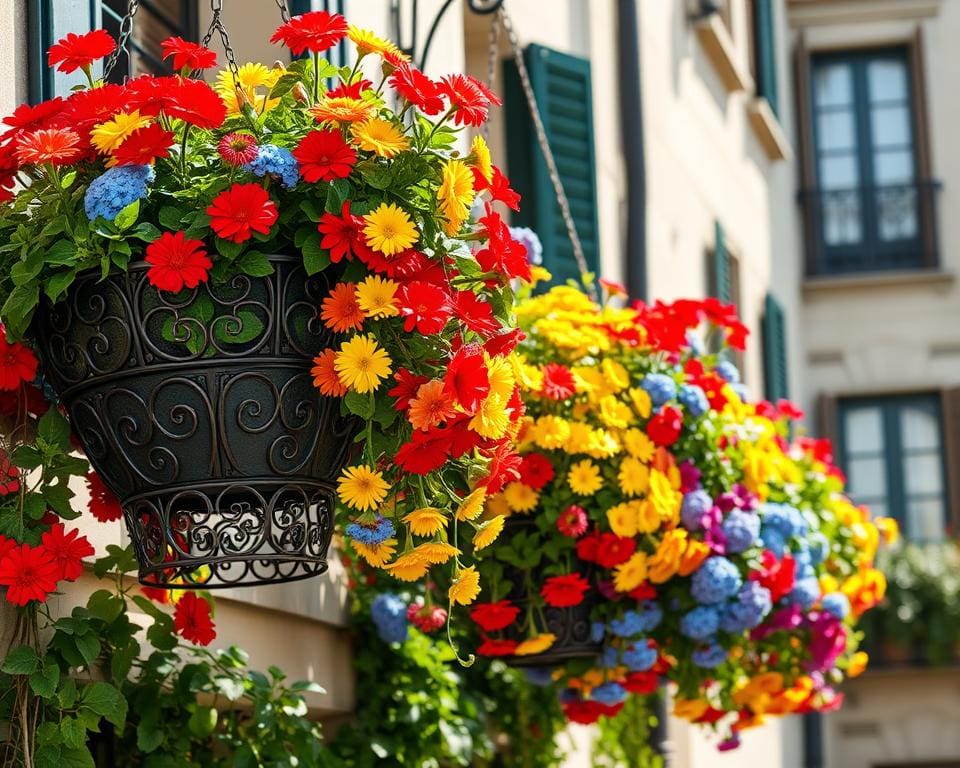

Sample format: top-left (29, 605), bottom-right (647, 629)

top-left (273, 0), bottom-right (291, 23)
top-left (202, 0), bottom-right (240, 86)
top-left (102, 0), bottom-right (142, 80)
top-left (497, 9), bottom-right (597, 299)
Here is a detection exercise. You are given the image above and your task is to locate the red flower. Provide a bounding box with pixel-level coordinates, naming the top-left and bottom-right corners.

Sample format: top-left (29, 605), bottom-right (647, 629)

top-left (218, 132), bottom-right (258, 166)
top-left (0, 543), bottom-right (60, 605)
top-left (470, 600), bottom-right (520, 631)
top-left (145, 231), bottom-right (212, 292)
top-left (294, 129), bottom-right (356, 183)
top-left (407, 602), bottom-right (447, 633)
top-left (318, 201), bottom-right (373, 262)
top-left (395, 428), bottom-right (452, 475)
top-left (476, 207), bottom-right (532, 282)
top-left (563, 699), bottom-right (623, 725)
top-left (47, 29), bottom-right (115, 74)
top-left (443, 343), bottom-right (489, 414)
top-left (541, 363), bottom-right (576, 400)
top-left (41, 523), bottom-right (94, 582)
top-left (387, 368), bottom-right (429, 411)
top-left (628, 582), bottom-right (657, 601)
top-left (518, 453), bottom-right (554, 491)
top-left (160, 36), bottom-right (217, 71)
top-left (474, 165), bottom-right (521, 211)
top-left (207, 183), bottom-right (277, 243)
top-left (0, 452), bottom-right (20, 496)
top-left (594, 533), bottom-right (637, 569)
top-left (623, 670), bottom-right (659, 695)
top-left (477, 637), bottom-right (519, 657)
top-left (478, 442), bottom-right (522, 494)
top-left (541, 573), bottom-right (590, 608)
top-left (86, 472), bottom-right (123, 523)
top-left (397, 281), bottom-right (451, 335)
top-left (112, 123), bottom-right (175, 166)
top-left (2, 98), bottom-right (63, 138)
top-left (647, 406), bottom-right (683, 447)
top-left (327, 79), bottom-right (373, 99)
top-left (15, 129), bottom-right (81, 166)
top-left (438, 74), bottom-right (501, 126)
top-left (270, 10), bottom-right (349, 55)
top-left (61, 83), bottom-right (127, 129)
top-left (0, 337), bottom-right (37, 390)
top-left (0, 535), bottom-right (15, 561)
top-left (156, 77), bottom-right (226, 130)
top-left (141, 585), bottom-right (170, 604)
top-left (558, 505), bottom-right (588, 538)
top-left (483, 328), bottom-right (525, 357)
top-left (453, 291), bottom-right (499, 338)
top-left (389, 63), bottom-right (445, 115)
top-left (173, 592), bottom-right (217, 645)
top-left (749, 551), bottom-right (796, 602)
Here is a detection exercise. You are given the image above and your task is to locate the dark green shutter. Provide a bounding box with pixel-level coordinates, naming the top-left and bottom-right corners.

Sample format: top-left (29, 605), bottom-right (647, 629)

top-left (504, 44), bottom-right (600, 285)
top-left (710, 221), bottom-right (732, 303)
top-left (762, 292), bottom-right (789, 401)
top-left (753, 0), bottom-right (779, 116)
top-left (29, 0), bottom-right (101, 103)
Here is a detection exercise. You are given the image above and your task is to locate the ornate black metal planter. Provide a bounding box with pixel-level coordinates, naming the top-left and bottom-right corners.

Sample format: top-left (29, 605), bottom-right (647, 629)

top-left (33, 255), bottom-right (356, 588)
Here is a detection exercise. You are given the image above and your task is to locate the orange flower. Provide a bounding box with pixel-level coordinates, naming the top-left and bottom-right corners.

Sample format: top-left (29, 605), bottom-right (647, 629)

top-left (321, 282), bottom-right (364, 333)
top-left (408, 379), bottom-right (457, 431)
top-left (841, 567), bottom-right (886, 617)
top-left (311, 349), bottom-right (347, 396)
top-left (15, 128), bottom-right (81, 166)
top-left (310, 96), bottom-right (375, 125)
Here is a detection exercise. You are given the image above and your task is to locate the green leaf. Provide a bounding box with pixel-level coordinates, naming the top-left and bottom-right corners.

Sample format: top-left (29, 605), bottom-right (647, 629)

top-left (214, 309), bottom-right (265, 345)
top-left (237, 250), bottom-right (274, 277)
top-left (1, 644), bottom-right (39, 675)
top-left (269, 72), bottom-right (304, 100)
top-left (344, 390), bottom-right (375, 420)
top-left (58, 677), bottom-right (78, 708)
top-left (42, 483), bottom-right (75, 518)
top-left (137, 711), bottom-right (165, 752)
top-left (38, 408), bottom-right (72, 450)
top-left (58, 746), bottom-right (96, 768)
top-left (44, 270), bottom-right (77, 302)
top-left (87, 589), bottom-right (124, 623)
top-left (301, 233), bottom-right (330, 275)
top-left (158, 206), bottom-right (186, 230)
top-left (60, 170), bottom-right (77, 189)
top-left (113, 199), bottom-right (140, 231)
top-left (356, 160), bottom-right (393, 190)
top-left (188, 705), bottom-right (218, 737)
top-left (29, 662), bottom-right (60, 698)
top-left (44, 239), bottom-right (79, 265)
top-left (131, 221), bottom-right (162, 242)
top-left (216, 237), bottom-right (244, 261)
top-left (75, 633), bottom-right (101, 667)
top-left (2, 283), bottom-right (39, 337)
top-left (60, 716), bottom-right (87, 750)
top-left (11, 445), bottom-right (42, 470)
top-left (110, 638), bottom-right (138, 680)
top-left (80, 681), bottom-right (127, 727)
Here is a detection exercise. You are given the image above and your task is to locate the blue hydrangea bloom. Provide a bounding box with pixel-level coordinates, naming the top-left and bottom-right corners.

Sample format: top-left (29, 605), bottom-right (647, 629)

top-left (807, 532), bottom-right (829, 565)
top-left (761, 503), bottom-right (808, 538)
top-left (821, 592), bottom-right (850, 620)
top-left (721, 509), bottom-right (761, 554)
top-left (243, 144), bottom-right (299, 188)
top-left (760, 528), bottom-right (787, 558)
top-left (715, 360), bottom-right (740, 384)
top-left (609, 602), bottom-right (663, 637)
top-left (679, 384), bottom-right (709, 417)
top-left (691, 557), bottom-right (743, 605)
top-left (693, 642), bottom-right (729, 668)
top-left (719, 582), bottom-right (772, 633)
top-left (680, 605), bottom-right (721, 639)
top-left (509, 226), bottom-right (543, 265)
top-left (524, 667), bottom-right (555, 687)
top-left (681, 489), bottom-right (713, 531)
top-left (84, 164), bottom-right (154, 221)
top-left (590, 682), bottom-right (627, 706)
top-left (789, 577), bottom-right (821, 610)
top-left (345, 515), bottom-right (395, 545)
top-left (370, 593), bottom-right (408, 644)
top-left (590, 621), bottom-right (606, 644)
top-left (641, 373), bottom-right (677, 407)
top-left (622, 644), bottom-right (658, 672)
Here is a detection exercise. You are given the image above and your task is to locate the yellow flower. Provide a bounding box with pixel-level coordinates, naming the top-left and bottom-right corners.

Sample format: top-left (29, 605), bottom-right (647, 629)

top-left (607, 502), bottom-right (638, 538)
top-left (598, 395), bottom-right (633, 429)
top-left (215, 64), bottom-right (280, 115)
top-left (647, 529), bottom-right (687, 583)
top-left (563, 421), bottom-right (593, 454)
top-left (847, 651), bottom-right (869, 678)
top-left (568, 459), bottom-right (602, 496)
top-left (470, 135), bottom-right (493, 184)
top-left (310, 96), bottom-right (375, 124)
top-left (618, 457), bottom-right (650, 497)
top-left (613, 552), bottom-right (648, 592)
top-left (403, 507), bottom-right (448, 537)
top-left (874, 516), bottom-right (900, 545)
top-left (529, 265), bottom-right (552, 286)
top-left (486, 354), bottom-right (516, 401)
top-left (473, 515), bottom-right (505, 550)
top-left (347, 25), bottom-right (407, 60)
top-left (635, 499), bottom-right (662, 533)
top-left (673, 698), bottom-right (709, 721)
top-left (515, 633), bottom-right (556, 656)
top-left (363, 202), bottom-right (418, 255)
top-left (415, 541), bottom-right (460, 564)
top-left (91, 111), bottom-right (152, 154)
top-left (335, 334), bottom-right (392, 393)
top-left (622, 429), bottom-right (655, 461)
top-left (438, 159), bottom-right (475, 235)
top-left (678, 538), bottom-right (710, 576)
top-left (337, 465), bottom-right (389, 511)
top-left (601, 359), bottom-right (629, 391)
top-left (456, 487), bottom-right (487, 521)
top-left (819, 573), bottom-right (839, 595)
top-left (503, 481), bottom-right (539, 513)
top-left (351, 117), bottom-right (409, 157)
top-left (385, 551), bottom-right (431, 581)
top-left (628, 387), bottom-right (652, 418)
top-left (449, 566), bottom-right (481, 606)
top-left (352, 538), bottom-right (396, 568)
top-left (647, 469), bottom-right (681, 526)
top-left (533, 416), bottom-right (571, 450)
top-left (485, 492), bottom-right (511, 518)
top-left (355, 275), bottom-right (400, 318)
top-left (469, 393), bottom-right (510, 439)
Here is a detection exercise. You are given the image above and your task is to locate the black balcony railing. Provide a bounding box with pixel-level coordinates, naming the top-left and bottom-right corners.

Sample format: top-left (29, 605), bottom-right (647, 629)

top-left (799, 179), bottom-right (941, 277)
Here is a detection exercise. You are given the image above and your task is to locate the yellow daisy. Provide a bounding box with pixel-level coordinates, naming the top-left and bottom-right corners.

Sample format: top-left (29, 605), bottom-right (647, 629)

top-left (598, 395), bottom-right (633, 429)
top-left (455, 487), bottom-right (487, 521)
top-left (415, 541), bottom-right (460, 564)
top-left (337, 465), bottom-right (389, 511)
top-left (485, 354), bottom-right (516, 401)
top-left (438, 159), bottom-right (474, 235)
top-left (623, 429), bottom-right (655, 461)
top-left (335, 334), bottom-right (392, 393)
top-left (648, 469), bottom-right (681, 525)
top-left (402, 507), bottom-right (448, 537)
top-left (384, 551), bottom-right (431, 581)
top-left (515, 633), bottom-right (556, 656)
top-left (352, 538), bottom-right (396, 568)
top-left (473, 515), bottom-right (505, 550)
top-left (568, 459), bottom-right (602, 496)
top-left (613, 551), bottom-right (648, 592)
top-left (91, 111), bottom-right (152, 154)
top-left (469, 134), bottom-right (493, 184)
top-left (469, 392), bottom-right (510, 439)
top-left (351, 117), bottom-right (409, 157)
top-left (635, 499), bottom-right (661, 534)
top-left (601, 359), bottom-right (630, 391)
top-left (485, 492), bottom-right (511, 519)
top-left (628, 387), bottom-right (652, 418)
top-left (215, 64), bottom-right (281, 115)
top-left (363, 202), bottom-right (419, 256)
top-left (347, 25), bottom-right (408, 60)
top-left (534, 415), bottom-right (571, 450)
top-left (618, 457), bottom-right (650, 497)
top-left (448, 565), bottom-right (481, 606)
top-left (607, 502), bottom-right (639, 538)
top-left (310, 96), bottom-right (375, 125)
top-left (503, 481), bottom-right (539, 513)
top-left (355, 275), bottom-right (400, 319)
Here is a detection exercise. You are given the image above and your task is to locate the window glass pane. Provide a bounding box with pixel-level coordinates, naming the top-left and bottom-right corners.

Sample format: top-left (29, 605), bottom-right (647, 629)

top-left (818, 111), bottom-right (857, 152)
top-left (822, 190), bottom-right (863, 245)
top-left (814, 62), bottom-right (854, 108)
top-left (874, 150), bottom-right (914, 185)
top-left (844, 407), bottom-right (884, 453)
top-left (876, 185), bottom-right (918, 241)
top-left (865, 501), bottom-right (887, 519)
top-left (906, 498), bottom-right (945, 541)
top-left (847, 457), bottom-right (888, 499)
top-left (871, 105), bottom-right (911, 149)
top-left (903, 454), bottom-right (943, 495)
top-left (901, 404), bottom-right (941, 450)
top-left (867, 59), bottom-right (908, 103)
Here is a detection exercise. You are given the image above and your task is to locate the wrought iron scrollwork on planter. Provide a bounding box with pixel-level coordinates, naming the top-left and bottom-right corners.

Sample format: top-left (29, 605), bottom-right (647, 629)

top-left (33, 255), bottom-right (358, 588)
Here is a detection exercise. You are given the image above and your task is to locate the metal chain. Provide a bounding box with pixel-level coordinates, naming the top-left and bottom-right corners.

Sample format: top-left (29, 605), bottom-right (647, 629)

top-left (273, 0), bottom-right (291, 23)
top-left (102, 0), bottom-right (141, 80)
top-left (497, 8), bottom-right (597, 298)
top-left (481, 13), bottom-right (500, 142)
top-left (202, 0), bottom-right (240, 86)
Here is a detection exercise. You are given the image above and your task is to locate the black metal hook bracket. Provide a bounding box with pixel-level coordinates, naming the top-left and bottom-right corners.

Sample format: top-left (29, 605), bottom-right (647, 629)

top-left (391, 0), bottom-right (505, 71)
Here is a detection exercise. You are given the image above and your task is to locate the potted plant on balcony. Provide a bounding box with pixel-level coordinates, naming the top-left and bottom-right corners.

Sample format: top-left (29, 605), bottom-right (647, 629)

top-left (0, 9), bottom-right (525, 593)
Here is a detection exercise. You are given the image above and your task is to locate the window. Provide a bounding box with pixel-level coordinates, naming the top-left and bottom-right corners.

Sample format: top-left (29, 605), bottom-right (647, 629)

top-left (706, 222), bottom-right (743, 367)
top-left (838, 394), bottom-right (947, 540)
top-left (100, 0), bottom-right (199, 83)
top-left (749, 0), bottom-right (779, 116)
top-left (761, 292), bottom-right (788, 402)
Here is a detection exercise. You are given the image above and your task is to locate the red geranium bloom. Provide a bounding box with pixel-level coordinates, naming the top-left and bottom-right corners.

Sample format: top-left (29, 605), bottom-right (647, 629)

top-left (61, 83), bottom-right (127, 129)
top-left (541, 573), bottom-right (590, 608)
top-left (478, 442), bottom-right (522, 494)
top-left (0, 337), bottom-right (37, 390)
top-left (294, 129), bottom-right (356, 183)
top-left (647, 406), bottom-right (683, 447)
top-left (156, 77), bottom-right (227, 130)
top-left (47, 29), bottom-right (115, 74)
top-left (15, 129), bottom-right (81, 166)
top-left (395, 427), bottom-right (451, 475)
top-left (483, 328), bottom-right (525, 358)
top-left (0, 543), bottom-right (60, 606)
top-left (145, 231), bottom-right (212, 292)
top-left (207, 183), bottom-right (277, 243)
top-left (112, 123), bottom-right (175, 166)
top-left (0, 141), bottom-right (18, 202)
top-left (473, 165), bottom-right (521, 211)
top-left (628, 582), bottom-right (657, 601)
top-left (594, 533), bottom-right (637, 569)
top-left (0, 535), bottom-right (15, 561)
top-left (563, 699), bottom-right (623, 725)
top-left (477, 637), bottom-right (519, 657)
top-left (160, 36), bottom-right (217, 71)
top-left (397, 281), bottom-right (451, 335)
top-left (173, 592), bottom-right (216, 645)
top-left (389, 63), bottom-right (445, 116)
top-left (443, 343), bottom-right (489, 414)
top-left (749, 551), bottom-right (796, 602)
top-left (438, 74), bottom-right (501, 127)
top-left (141, 585), bottom-right (170, 604)
top-left (541, 363), bottom-right (576, 400)
top-left (317, 201), bottom-right (373, 262)
top-left (453, 291), bottom-right (499, 338)
top-left (387, 368), bottom-right (429, 411)
top-left (270, 10), bottom-right (349, 55)
top-left (0, 452), bottom-right (19, 496)
top-left (2, 98), bottom-right (63, 138)
top-left (518, 453), bottom-right (554, 491)
top-left (218, 132), bottom-right (258, 166)
top-left (86, 471), bottom-right (123, 523)
top-left (558, 504), bottom-right (588, 538)
top-left (327, 78), bottom-right (373, 99)
top-left (41, 523), bottom-right (95, 582)
top-left (476, 207), bottom-right (532, 281)
top-left (470, 600), bottom-right (520, 632)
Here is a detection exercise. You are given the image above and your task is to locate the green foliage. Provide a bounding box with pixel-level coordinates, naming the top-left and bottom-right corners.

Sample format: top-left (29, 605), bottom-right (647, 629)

top-left (592, 695), bottom-right (664, 768)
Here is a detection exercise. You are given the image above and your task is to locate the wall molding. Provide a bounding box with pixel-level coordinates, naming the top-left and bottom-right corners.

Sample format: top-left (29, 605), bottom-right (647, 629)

top-left (787, 0), bottom-right (941, 27)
